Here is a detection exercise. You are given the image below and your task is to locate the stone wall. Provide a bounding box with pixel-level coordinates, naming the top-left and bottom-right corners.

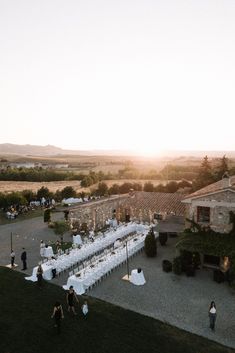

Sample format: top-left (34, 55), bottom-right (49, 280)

top-left (185, 190), bottom-right (235, 233)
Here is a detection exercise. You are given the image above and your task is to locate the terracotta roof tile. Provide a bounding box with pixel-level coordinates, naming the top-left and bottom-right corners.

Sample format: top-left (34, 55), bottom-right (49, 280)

top-left (127, 191), bottom-right (186, 216)
top-left (183, 175), bottom-right (235, 200)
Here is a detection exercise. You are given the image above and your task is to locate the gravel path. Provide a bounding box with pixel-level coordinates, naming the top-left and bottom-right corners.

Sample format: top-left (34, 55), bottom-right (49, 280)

top-left (0, 212), bottom-right (69, 273)
top-left (89, 237), bottom-right (235, 349)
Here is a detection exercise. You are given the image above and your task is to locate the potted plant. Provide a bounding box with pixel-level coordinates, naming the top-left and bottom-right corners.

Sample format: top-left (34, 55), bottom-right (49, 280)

top-left (159, 233), bottom-right (168, 246)
top-left (162, 260), bottom-right (172, 272)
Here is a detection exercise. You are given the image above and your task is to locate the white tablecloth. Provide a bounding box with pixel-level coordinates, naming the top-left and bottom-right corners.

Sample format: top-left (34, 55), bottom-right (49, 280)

top-left (44, 246), bottom-right (54, 258)
top-left (26, 223), bottom-right (152, 282)
top-left (45, 223), bottom-right (150, 276)
top-left (25, 263), bottom-right (54, 282)
top-left (63, 231), bottom-right (148, 294)
top-left (130, 269), bottom-right (146, 285)
top-left (73, 234), bottom-right (82, 245)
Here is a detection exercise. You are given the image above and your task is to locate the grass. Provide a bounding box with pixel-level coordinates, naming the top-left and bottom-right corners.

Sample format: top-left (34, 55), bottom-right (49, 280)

top-left (0, 267), bottom-right (234, 353)
top-left (0, 208), bottom-right (44, 225)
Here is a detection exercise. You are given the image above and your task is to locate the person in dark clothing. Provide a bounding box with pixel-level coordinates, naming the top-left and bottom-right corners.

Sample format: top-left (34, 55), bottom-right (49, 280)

top-left (51, 301), bottom-right (64, 334)
top-left (36, 264), bottom-right (43, 288)
top-left (66, 286), bottom-right (79, 315)
top-left (21, 248), bottom-right (27, 270)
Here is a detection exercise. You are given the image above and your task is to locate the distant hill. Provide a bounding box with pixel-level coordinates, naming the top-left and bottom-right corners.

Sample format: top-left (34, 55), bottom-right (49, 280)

top-left (0, 143), bottom-right (235, 158)
top-left (0, 143), bottom-right (137, 157)
top-left (0, 143), bottom-right (66, 156)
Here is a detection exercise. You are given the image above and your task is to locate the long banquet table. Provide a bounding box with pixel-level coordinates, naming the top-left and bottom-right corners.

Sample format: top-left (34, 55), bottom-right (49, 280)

top-left (62, 229), bottom-right (149, 294)
top-left (25, 223), bottom-right (150, 282)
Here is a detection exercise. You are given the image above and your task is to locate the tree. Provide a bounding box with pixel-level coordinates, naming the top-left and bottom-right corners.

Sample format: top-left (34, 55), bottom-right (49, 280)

top-left (193, 156), bottom-right (214, 190)
top-left (96, 182), bottom-right (108, 196)
top-left (5, 192), bottom-right (27, 207)
top-left (144, 228), bottom-right (157, 257)
top-left (165, 181), bottom-right (178, 193)
top-left (22, 189), bottom-right (35, 203)
top-left (80, 176), bottom-right (94, 187)
top-left (215, 155), bottom-right (229, 181)
top-left (109, 183), bottom-right (120, 195)
top-left (60, 186), bottom-right (77, 199)
top-left (54, 220), bottom-right (70, 243)
top-left (37, 186), bottom-right (50, 199)
top-left (119, 182), bottom-right (134, 194)
top-left (143, 182), bottom-right (154, 192)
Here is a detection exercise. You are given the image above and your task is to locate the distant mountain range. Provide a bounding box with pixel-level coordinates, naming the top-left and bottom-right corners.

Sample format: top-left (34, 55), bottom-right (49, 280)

top-left (0, 143), bottom-right (235, 158)
top-left (0, 143), bottom-right (131, 156)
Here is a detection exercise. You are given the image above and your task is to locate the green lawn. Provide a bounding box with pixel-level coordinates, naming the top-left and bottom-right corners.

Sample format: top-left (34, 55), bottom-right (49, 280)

top-left (0, 267), bottom-right (234, 353)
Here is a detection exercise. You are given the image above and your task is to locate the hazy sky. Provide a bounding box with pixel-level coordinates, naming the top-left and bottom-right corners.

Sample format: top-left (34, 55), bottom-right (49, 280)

top-left (1, 0), bottom-right (235, 155)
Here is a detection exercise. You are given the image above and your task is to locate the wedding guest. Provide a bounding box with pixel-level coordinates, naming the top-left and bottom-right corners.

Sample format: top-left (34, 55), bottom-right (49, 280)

top-left (81, 300), bottom-right (88, 317)
top-left (36, 264), bottom-right (43, 288)
top-left (66, 286), bottom-right (79, 315)
top-left (21, 248), bottom-right (27, 270)
top-left (10, 250), bottom-right (15, 268)
top-left (40, 240), bottom-right (45, 258)
top-left (56, 240), bottom-right (61, 253)
top-left (51, 301), bottom-right (64, 334)
top-left (208, 301), bottom-right (217, 331)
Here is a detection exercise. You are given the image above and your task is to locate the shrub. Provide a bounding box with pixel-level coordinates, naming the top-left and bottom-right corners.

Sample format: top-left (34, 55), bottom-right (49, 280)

top-left (186, 265), bottom-right (196, 277)
top-left (213, 269), bottom-right (225, 283)
top-left (159, 233), bottom-right (168, 246)
top-left (54, 220), bottom-right (70, 243)
top-left (173, 256), bottom-right (182, 275)
top-left (144, 229), bottom-right (157, 257)
top-left (44, 208), bottom-right (51, 223)
top-left (180, 250), bottom-right (200, 272)
top-left (162, 260), bottom-right (172, 272)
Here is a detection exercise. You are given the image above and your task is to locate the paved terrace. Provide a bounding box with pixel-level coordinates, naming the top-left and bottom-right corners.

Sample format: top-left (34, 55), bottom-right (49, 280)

top-left (1, 215), bottom-right (235, 349)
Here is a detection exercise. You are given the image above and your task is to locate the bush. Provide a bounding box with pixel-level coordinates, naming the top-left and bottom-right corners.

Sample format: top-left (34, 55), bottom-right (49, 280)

top-left (173, 256), bottom-right (182, 275)
top-left (213, 269), bottom-right (225, 283)
top-left (186, 265), bottom-right (196, 277)
top-left (144, 229), bottom-right (157, 257)
top-left (159, 233), bottom-right (168, 246)
top-left (162, 260), bottom-right (172, 272)
top-left (180, 250), bottom-right (200, 272)
top-left (44, 208), bottom-right (51, 223)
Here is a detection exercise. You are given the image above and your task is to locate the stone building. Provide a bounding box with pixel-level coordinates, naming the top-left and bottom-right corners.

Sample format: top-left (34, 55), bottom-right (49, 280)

top-left (182, 174), bottom-right (235, 268)
top-left (182, 174), bottom-right (235, 234)
top-left (68, 192), bottom-right (185, 232)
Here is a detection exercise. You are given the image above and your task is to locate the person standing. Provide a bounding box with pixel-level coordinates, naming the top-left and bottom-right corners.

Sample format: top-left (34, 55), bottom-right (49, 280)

top-left (10, 250), bottom-right (15, 268)
top-left (208, 301), bottom-right (217, 331)
top-left (66, 286), bottom-right (79, 315)
top-left (36, 264), bottom-right (43, 288)
top-left (81, 300), bottom-right (88, 318)
top-left (21, 248), bottom-right (27, 270)
top-left (40, 240), bottom-right (45, 258)
top-left (51, 301), bottom-right (64, 334)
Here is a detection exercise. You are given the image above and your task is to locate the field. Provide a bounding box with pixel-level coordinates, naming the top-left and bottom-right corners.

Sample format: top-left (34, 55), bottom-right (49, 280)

top-left (0, 179), bottom-right (169, 194)
top-left (0, 266), bottom-right (233, 353)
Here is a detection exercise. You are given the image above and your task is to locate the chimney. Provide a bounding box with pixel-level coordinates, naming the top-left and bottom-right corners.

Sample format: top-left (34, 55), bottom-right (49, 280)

top-left (222, 172), bottom-right (231, 188)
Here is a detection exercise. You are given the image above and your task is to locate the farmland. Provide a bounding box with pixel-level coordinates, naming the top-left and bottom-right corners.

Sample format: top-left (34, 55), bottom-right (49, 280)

top-left (0, 179), bottom-right (169, 194)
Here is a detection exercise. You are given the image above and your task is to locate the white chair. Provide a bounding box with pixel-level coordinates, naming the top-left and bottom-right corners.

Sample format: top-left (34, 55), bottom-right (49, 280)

top-left (73, 267), bottom-right (78, 274)
top-left (69, 271), bottom-right (73, 277)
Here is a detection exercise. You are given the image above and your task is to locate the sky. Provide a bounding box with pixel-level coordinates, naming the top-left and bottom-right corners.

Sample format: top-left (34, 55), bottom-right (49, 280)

top-left (1, 0), bottom-right (235, 156)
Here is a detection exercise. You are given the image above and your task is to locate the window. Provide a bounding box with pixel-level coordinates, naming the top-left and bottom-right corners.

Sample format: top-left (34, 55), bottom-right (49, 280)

top-left (197, 206), bottom-right (210, 223)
